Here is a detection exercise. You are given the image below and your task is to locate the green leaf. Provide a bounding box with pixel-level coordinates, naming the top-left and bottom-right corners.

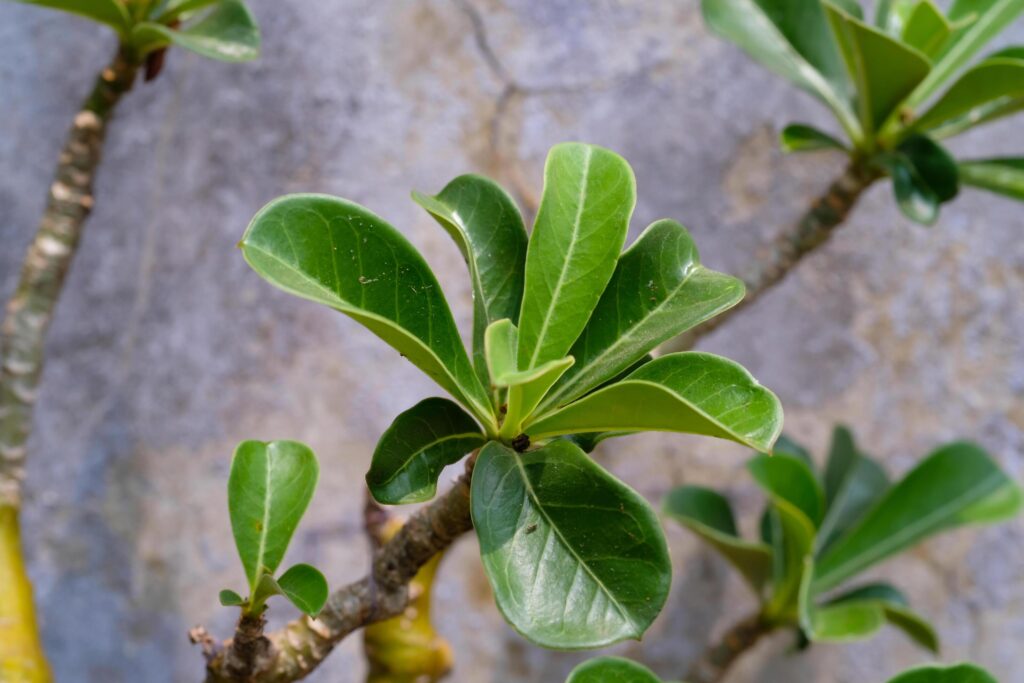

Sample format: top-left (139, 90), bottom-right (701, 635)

top-left (958, 157), bottom-right (1024, 200)
top-left (13, 0), bottom-right (131, 35)
top-left (813, 442), bottom-right (1022, 592)
top-left (748, 453), bottom-right (825, 526)
top-left (902, 0), bottom-right (952, 57)
top-left (517, 143), bottom-right (635, 370)
top-left (886, 663), bottom-right (998, 683)
top-left (566, 657), bottom-right (663, 683)
top-left (825, 2), bottom-right (932, 133)
top-left (773, 433), bottom-right (815, 468)
top-left (130, 0), bottom-right (260, 62)
top-left (913, 58), bottom-right (1024, 133)
top-left (240, 194), bottom-right (494, 428)
top-left (471, 440), bottom-right (670, 649)
top-left (228, 441), bottom-right (318, 591)
top-left (817, 428), bottom-right (889, 554)
top-left (700, 0), bottom-right (860, 140)
top-left (898, 134), bottom-right (960, 203)
top-left (525, 352), bottom-right (783, 453)
top-left (539, 219), bottom-right (743, 412)
top-left (218, 589), bottom-right (245, 607)
top-left (884, 154), bottom-right (940, 224)
top-left (663, 486), bottom-right (773, 594)
top-left (906, 0), bottom-right (1024, 110)
top-left (825, 583), bottom-right (940, 652)
top-left (484, 318), bottom-right (518, 382)
top-left (830, 0), bottom-right (864, 20)
top-left (412, 175), bottom-right (528, 385)
top-left (276, 563), bottom-right (329, 617)
top-left (780, 123), bottom-right (848, 153)
top-left (875, 0), bottom-right (895, 30)
top-left (763, 497), bottom-right (815, 619)
top-left (155, 0), bottom-right (219, 22)
top-left (366, 398), bottom-right (485, 505)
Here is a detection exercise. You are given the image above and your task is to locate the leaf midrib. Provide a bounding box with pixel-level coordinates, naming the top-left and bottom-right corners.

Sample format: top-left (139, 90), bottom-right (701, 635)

top-left (253, 452), bottom-right (274, 587)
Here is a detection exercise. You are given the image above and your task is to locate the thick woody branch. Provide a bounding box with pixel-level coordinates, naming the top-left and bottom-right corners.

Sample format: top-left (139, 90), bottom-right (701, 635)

top-left (665, 160), bottom-right (880, 352)
top-left (201, 462), bottom-right (475, 683)
top-left (685, 612), bottom-right (771, 683)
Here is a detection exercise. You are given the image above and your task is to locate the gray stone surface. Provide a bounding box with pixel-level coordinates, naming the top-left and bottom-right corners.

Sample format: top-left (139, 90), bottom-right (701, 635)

top-left (1, 1), bottom-right (1022, 682)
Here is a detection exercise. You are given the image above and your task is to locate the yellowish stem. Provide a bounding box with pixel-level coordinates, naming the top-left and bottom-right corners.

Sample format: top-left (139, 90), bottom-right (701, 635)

top-left (0, 506), bottom-right (51, 683)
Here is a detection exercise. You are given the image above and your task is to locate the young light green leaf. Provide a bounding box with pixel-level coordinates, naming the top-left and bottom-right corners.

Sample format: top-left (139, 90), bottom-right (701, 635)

top-left (798, 557), bottom-right (886, 644)
top-left (663, 486), bottom-right (773, 594)
top-left (517, 143), bottom-right (635, 370)
top-left (814, 442), bottom-right (1022, 592)
top-left (817, 431), bottom-right (889, 554)
top-left (902, 0), bottom-right (953, 57)
top-left (748, 453), bottom-right (825, 527)
top-left (780, 123), bottom-right (848, 153)
top-left (471, 440), bottom-right (670, 649)
top-left (763, 498), bottom-right (815, 619)
top-left (538, 219), bottom-right (743, 412)
top-left (228, 441), bottom-right (319, 591)
top-left (413, 175), bottom-right (528, 385)
top-left (484, 318), bottom-right (518, 382)
top-left (566, 657), bottom-right (663, 683)
top-left (366, 398), bottom-right (485, 505)
top-left (130, 0), bottom-right (260, 62)
top-left (13, 0), bottom-right (131, 35)
top-left (958, 157), bottom-right (1024, 199)
top-left (527, 353), bottom-right (783, 453)
top-left (887, 664), bottom-right (998, 683)
top-left (276, 563), bottom-right (329, 617)
top-left (825, 583), bottom-right (939, 652)
top-left (240, 194), bottom-right (494, 427)
top-left (218, 589), bottom-right (245, 607)
top-left (155, 0), bottom-right (220, 22)
top-left (701, 0), bottom-right (860, 140)
top-left (825, 2), bottom-right (932, 133)
top-left (913, 59), bottom-right (1024, 133)
top-left (498, 357), bottom-right (575, 440)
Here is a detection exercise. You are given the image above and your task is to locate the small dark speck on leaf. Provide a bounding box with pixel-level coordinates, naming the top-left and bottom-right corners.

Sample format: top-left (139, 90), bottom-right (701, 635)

top-left (525, 524), bottom-right (538, 535)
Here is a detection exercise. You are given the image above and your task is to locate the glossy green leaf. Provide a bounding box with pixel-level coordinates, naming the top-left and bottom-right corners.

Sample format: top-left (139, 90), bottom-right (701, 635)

top-left (517, 143), bottom-right (635, 370)
top-left (886, 663), bottom-right (997, 683)
top-left (701, 0), bottom-right (860, 138)
top-left (914, 59), bottom-right (1024, 132)
top-left (131, 0), bottom-right (259, 61)
top-left (366, 398), bottom-right (485, 505)
top-left (826, 583), bottom-right (939, 652)
top-left (780, 123), bottom-right (848, 153)
top-left (763, 498), bottom-right (815, 619)
top-left (526, 352), bottom-right (782, 453)
top-left (885, 154), bottom-right (940, 224)
top-left (484, 318), bottom-right (518, 382)
top-left (539, 219), bottom-right (743, 412)
top-left (471, 440), bottom-right (670, 649)
top-left (240, 194), bottom-right (493, 427)
top-left (814, 442), bottom-right (1022, 592)
top-left (748, 453), bottom-right (824, 526)
top-left (958, 157), bottom-right (1024, 200)
top-left (664, 485), bottom-right (773, 594)
top-left (825, 2), bottom-right (931, 132)
top-left (566, 657), bottom-right (663, 683)
top-left (899, 134), bottom-right (960, 202)
top-left (276, 563), bottom-right (329, 617)
top-left (902, 1), bottom-right (952, 57)
top-left (817, 428), bottom-right (889, 554)
top-left (218, 589), bottom-right (244, 607)
top-left (412, 175), bottom-right (528, 384)
top-left (228, 441), bottom-right (319, 591)
top-left (12, 0), bottom-right (131, 34)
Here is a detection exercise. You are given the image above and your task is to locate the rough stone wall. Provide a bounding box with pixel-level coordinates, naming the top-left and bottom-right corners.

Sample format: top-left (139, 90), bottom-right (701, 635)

top-left (0, 1), bottom-right (1021, 682)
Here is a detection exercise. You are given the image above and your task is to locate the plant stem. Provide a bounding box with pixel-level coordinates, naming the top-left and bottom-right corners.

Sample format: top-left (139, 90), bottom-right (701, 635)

top-left (201, 459), bottom-right (476, 683)
top-left (0, 48), bottom-right (138, 679)
top-left (685, 613), bottom-right (772, 683)
top-left (664, 160), bottom-right (880, 351)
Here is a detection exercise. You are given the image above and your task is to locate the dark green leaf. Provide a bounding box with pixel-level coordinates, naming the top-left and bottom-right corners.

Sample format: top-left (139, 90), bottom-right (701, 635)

top-left (471, 440), bottom-right (670, 649)
top-left (901, 0), bottom-right (952, 57)
top-left (914, 58), bottom-right (1024, 133)
top-left (886, 663), bottom-right (998, 683)
top-left (412, 174), bottom-right (528, 385)
top-left (276, 563), bottom-right (329, 617)
top-left (228, 441), bottom-right (319, 591)
top-left (566, 657), bottom-right (663, 683)
top-left (817, 429), bottom-right (889, 554)
top-left (825, 2), bottom-right (931, 132)
top-left (773, 433), bottom-right (814, 468)
top-left (882, 153), bottom-right (940, 225)
top-left (780, 124), bottom-right (848, 153)
top-left (898, 134), bottom-right (959, 203)
top-left (525, 352), bottom-right (783, 453)
top-left (830, 0), bottom-right (863, 20)
top-left (748, 453), bottom-right (824, 526)
top-left (664, 486), bottom-right (773, 594)
top-left (218, 589), bottom-right (245, 607)
top-left (366, 398), bottom-right (485, 505)
top-left (240, 194), bottom-right (494, 428)
top-left (813, 442), bottom-right (1022, 592)
top-left (131, 0), bottom-right (260, 62)
top-left (826, 583), bottom-right (939, 652)
top-left (13, 0), bottom-right (131, 34)
top-left (539, 219), bottom-right (743, 411)
top-left (517, 143), bottom-right (635, 370)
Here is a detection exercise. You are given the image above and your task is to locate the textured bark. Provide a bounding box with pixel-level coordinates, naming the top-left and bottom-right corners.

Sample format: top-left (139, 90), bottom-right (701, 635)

top-left (0, 49), bottom-right (138, 507)
top-left (202, 461), bottom-right (475, 683)
top-left (685, 613), bottom-right (771, 683)
top-left (665, 161), bottom-right (880, 351)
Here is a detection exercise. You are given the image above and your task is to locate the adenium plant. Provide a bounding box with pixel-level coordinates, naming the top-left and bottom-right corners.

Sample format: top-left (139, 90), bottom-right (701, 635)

top-left (705, 0), bottom-right (1024, 224)
top-left (665, 426), bottom-right (1021, 682)
top-left (238, 142), bottom-right (784, 650)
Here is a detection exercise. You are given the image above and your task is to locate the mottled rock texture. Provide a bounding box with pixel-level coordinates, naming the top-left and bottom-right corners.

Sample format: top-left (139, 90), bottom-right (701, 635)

top-left (0, 2), bottom-right (1022, 682)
